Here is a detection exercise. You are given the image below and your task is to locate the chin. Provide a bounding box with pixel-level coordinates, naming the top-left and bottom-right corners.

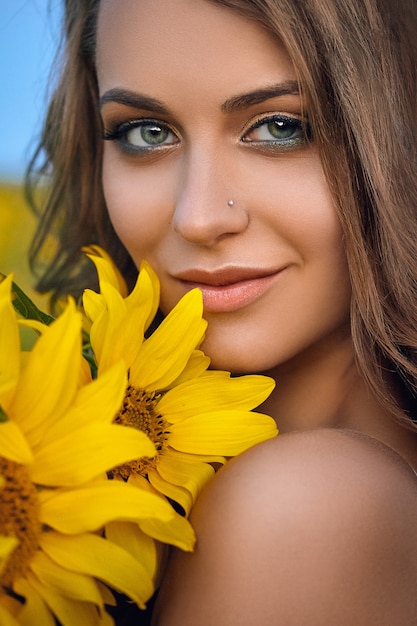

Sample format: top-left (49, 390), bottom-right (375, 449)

top-left (201, 338), bottom-right (273, 375)
top-left (210, 361), bottom-right (264, 376)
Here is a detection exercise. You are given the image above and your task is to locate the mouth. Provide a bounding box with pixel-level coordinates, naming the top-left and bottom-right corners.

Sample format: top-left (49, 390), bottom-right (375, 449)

top-left (173, 267), bottom-right (284, 313)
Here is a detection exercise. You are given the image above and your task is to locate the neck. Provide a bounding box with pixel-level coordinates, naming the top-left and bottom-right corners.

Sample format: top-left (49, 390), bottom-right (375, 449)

top-left (259, 335), bottom-right (417, 471)
top-left (260, 334), bottom-right (356, 431)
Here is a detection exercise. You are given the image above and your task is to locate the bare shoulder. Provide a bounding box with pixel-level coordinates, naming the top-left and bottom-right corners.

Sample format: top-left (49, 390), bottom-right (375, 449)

top-left (216, 427), bottom-right (417, 512)
top-left (154, 429), bottom-right (417, 625)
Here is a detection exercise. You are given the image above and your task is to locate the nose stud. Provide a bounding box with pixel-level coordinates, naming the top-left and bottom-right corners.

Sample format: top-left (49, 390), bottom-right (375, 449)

top-left (227, 199), bottom-right (234, 207)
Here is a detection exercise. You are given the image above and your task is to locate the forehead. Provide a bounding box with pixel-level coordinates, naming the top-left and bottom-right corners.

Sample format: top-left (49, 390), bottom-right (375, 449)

top-left (96, 0), bottom-right (295, 97)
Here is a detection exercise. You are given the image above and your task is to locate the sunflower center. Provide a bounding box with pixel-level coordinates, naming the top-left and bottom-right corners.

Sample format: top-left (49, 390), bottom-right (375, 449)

top-left (0, 457), bottom-right (41, 590)
top-left (109, 385), bottom-right (169, 480)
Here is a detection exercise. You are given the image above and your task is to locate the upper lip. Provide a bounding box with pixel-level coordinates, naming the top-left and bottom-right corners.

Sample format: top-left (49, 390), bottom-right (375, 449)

top-left (173, 266), bottom-right (282, 286)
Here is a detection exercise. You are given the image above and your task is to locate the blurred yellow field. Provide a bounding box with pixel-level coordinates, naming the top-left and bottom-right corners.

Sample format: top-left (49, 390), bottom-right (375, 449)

top-left (0, 182), bottom-right (47, 308)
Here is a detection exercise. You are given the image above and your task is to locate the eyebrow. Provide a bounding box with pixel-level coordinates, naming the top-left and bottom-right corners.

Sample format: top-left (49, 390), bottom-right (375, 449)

top-left (99, 89), bottom-right (169, 113)
top-left (99, 80), bottom-right (300, 114)
top-left (221, 81), bottom-right (300, 113)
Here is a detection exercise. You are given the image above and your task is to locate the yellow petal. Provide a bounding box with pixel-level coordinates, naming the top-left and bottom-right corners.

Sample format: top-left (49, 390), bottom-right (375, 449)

top-left (40, 361), bottom-right (127, 444)
top-left (118, 268), bottom-right (157, 365)
top-left (30, 550), bottom-right (104, 607)
top-left (82, 289), bottom-right (105, 323)
top-left (71, 360), bottom-right (126, 423)
top-left (91, 271), bottom-right (154, 374)
top-left (115, 478), bottom-right (196, 550)
top-left (0, 587), bottom-right (22, 618)
top-left (78, 355), bottom-right (93, 387)
top-left (25, 571), bottom-right (102, 626)
top-left (0, 275), bottom-right (20, 408)
top-left (86, 254), bottom-right (123, 293)
top-left (41, 532), bottom-right (154, 609)
top-left (84, 245), bottom-right (128, 296)
top-left (137, 260), bottom-right (160, 330)
top-left (0, 421), bottom-right (33, 464)
top-left (90, 279), bottom-right (151, 376)
top-left (138, 508), bottom-right (195, 552)
top-left (97, 581), bottom-right (116, 607)
top-left (31, 423), bottom-right (155, 486)
top-left (0, 603), bottom-right (20, 626)
top-left (156, 453), bottom-right (214, 502)
top-left (168, 410), bottom-right (278, 455)
top-left (98, 609), bottom-right (115, 626)
top-left (148, 453), bottom-right (216, 515)
top-left (40, 480), bottom-right (181, 533)
top-left (18, 318), bottom-right (50, 335)
top-left (148, 470), bottom-right (193, 516)
top-left (83, 249), bottom-right (159, 327)
top-left (165, 349), bottom-right (210, 388)
top-left (11, 302), bottom-right (82, 445)
top-left (103, 476), bottom-right (195, 550)
top-left (13, 576), bottom-right (57, 626)
top-left (131, 289), bottom-right (207, 391)
top-left (162, 446), bottom-right (226, 465)
top-left (159, 372), bottom-right (275, 422)
top-left (0, 536), bottom-right (19, 574)
top-left (89, 282), bottom-right (126, 369)
top-left (105, 521), bottom-right (159, 584)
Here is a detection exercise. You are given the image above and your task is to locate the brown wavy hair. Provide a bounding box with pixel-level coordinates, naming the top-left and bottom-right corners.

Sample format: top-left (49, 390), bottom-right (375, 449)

top-left (26, 0), bottom-right (417, 426)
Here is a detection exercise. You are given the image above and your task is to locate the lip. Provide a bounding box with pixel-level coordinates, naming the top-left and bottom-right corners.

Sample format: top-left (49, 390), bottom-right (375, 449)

top-left (173, 267), bottom-right (285, 313)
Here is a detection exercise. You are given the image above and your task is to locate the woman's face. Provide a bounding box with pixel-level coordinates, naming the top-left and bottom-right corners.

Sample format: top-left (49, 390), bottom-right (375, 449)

top-left (97, 0), bottom-right (352, 374)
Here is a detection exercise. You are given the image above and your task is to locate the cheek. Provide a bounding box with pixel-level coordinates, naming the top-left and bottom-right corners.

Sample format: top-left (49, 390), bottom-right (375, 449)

top-left (255, 152), bottom-right (345, 263)
top-left (102, 150), bottom-right (172, 262)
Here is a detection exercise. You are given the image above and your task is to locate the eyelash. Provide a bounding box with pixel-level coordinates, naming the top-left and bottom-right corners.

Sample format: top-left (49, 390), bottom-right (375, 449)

top-left (103, 118), bottom-right (179, 154)
top-left (242, 114), bottom-right (312, 148)
top-left (103, 114), bottom-right (312, 155)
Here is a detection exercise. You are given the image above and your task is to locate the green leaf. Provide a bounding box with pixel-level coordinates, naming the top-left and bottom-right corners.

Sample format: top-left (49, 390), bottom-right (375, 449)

top-left (0, 273), bottom-right (55, 325)
top-left (82, 341), bottom-right (98, 379)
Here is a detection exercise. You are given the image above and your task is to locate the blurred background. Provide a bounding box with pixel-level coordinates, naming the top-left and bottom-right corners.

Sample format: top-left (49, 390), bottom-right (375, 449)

top-left (0, 1), bottom-right (62, 303)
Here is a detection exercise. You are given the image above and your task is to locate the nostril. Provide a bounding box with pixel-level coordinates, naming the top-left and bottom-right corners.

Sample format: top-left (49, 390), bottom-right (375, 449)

top-left (172, 195), bottom-right (249, 246)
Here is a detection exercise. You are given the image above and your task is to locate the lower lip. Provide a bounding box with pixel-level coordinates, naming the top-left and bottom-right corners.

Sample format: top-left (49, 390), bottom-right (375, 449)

top-left (182, 273), bottom-right (282, 313)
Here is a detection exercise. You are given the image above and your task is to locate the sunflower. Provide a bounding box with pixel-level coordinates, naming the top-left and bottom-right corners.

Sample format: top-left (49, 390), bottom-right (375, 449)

top-left (0, 275), bottom-right (195, 625)
top-left (83, 247), bottom-right (278, 516)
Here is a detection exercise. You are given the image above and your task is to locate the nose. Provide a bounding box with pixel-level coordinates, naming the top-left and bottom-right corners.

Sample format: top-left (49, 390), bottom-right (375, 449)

top-left (171, 151), bottom-right (249, 246)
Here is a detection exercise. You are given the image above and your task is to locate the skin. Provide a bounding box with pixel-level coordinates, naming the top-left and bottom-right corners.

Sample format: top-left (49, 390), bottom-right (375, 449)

top-left (96, 0), bottom-right (417, 623)
top-left (154, 429), bottom-right (417, 625)
top-left (97, 0), bottom-right (351, 378)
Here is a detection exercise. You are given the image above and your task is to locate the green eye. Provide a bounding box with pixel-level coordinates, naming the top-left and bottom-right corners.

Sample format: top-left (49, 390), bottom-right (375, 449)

top-left (104, 118), bottom-right (179, 152)
top-left (127, 123), bottom-right (172, 146)
top-left (264, 119), bottom-right (298, 139)
top-left (243, 114), bottom-right (311, 147)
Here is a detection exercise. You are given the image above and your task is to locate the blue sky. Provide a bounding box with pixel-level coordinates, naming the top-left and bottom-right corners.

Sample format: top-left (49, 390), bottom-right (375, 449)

top-left (0, 1), bottom-right (62, 180)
